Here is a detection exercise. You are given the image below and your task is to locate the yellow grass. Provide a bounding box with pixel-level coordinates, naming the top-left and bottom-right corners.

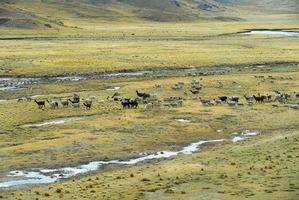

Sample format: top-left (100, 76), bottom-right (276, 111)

top-left (0, 12), bottom-right (299, 200)
top-left (0, 20), bottom-right (298, 76)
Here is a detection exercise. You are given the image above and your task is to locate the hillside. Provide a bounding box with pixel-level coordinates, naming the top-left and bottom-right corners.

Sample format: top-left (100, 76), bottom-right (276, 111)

top-left (0, 0), bottom-right (298, 29)
top-left (0, 0), bottom-right (226, 30)
top-left (1, 0), bottom-right (297, 30)
top-left (217, 0), bottom-right (298, 13)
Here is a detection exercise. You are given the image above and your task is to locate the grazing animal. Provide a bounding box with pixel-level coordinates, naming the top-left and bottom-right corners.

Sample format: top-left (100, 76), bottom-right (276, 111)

top-left (273, 91), bottom-right (290, 104)
top-left (68, 99), bottom-right (80, 108)
top-left (144, 103), bottom-right (154, 110)
top-left (230, 96), bottom-right (239, 103)
top-left (107, 96), bottom-right (121, 101)
top-left (163, 97), bottom-right (183, 107)
top-left (68, 99), bottom-right (78, 104)
top-left (136, 90), bottom-right (151, 99)
top-left (253, 95), bottom-right (266, 103)
top-left (243, 94), bottom-right (254, 102)
top-left (47, 100), bottom-right (59, 109)
top-left (260, 94), bottom-right (267, 101)
top-left (191, 85), bottom-right (202, 90)
top-left (176, 99), bottom-right (184, 107)
top-left (83, 99), bottom-right (92, 110)
top-left (34, 100), bottom-right (45, 109)
top-left (199, 97), bottom-right (211, 105)
top-left (108, 92), bottom-right (122, 101)
top-left (121, 99), bottom-right (131, 108)
top-left (190, 89), bottom-right (200, 95)
top-left (129, 99), bottom-right (139, 108)
top-left (60, 99), bottom-right (69, 108)
top-left (266, 94), bottom-right (272, 101)
top-left (218, 96), bottom-right (228, 102)
top-left (274, 94), bottom-right (285, 103)
top-left (274, 91), bottom-right (290, 98)
top-left (121, 98), bottom-right (139, 109)
top-left (111, 92), bottom-right (120, 98)
top-left (68, 94), bottom-right (80, 104)
top-left (71, 94), bottom-right (80, 103)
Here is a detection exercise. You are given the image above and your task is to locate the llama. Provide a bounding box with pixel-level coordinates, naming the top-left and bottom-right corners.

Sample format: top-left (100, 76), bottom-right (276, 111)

top-left (60, 99), bottom-right (69, 108)
top-left (47, 100), bottom-right (59, 109)
top-left (129, 99), bottom-right (138, 108)
top-left (190, 89), bottom-right (200, 95)
top-left (68, 99), bottom-right (80, 108)
top-left (218, 96), bottom-right (228, 102)
top-left (230, 96), bottom-right (239, 103)
top-left (136, 90), bottom-right (150, 99)
top-left (121, 99), bottom-right (130, 108)
top-left (253, 95), bottom-right (266, 103)
top-left (243, 94), bottom-right (254, 102)
top-left (34, 100), bottom-right (45, 109)
top-left (83, 99), bottom-right (92, 110)
top-left (266, 94), bottom-right (272, 102)
top-left (199, 97), bottom-right (211, 106)
top-left (121, 98), bottom-right (138, 109)
top-left (68, 99), bottom-right (78, 104)
top-left (71, 94), bottom-right (80, 103)
top-left (108, 92), bottom-right (122, 101)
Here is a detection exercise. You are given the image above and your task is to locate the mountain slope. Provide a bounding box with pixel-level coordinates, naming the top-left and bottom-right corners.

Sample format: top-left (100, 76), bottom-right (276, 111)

top-left (0, 0), bottom-right (234, 28)
top-left (0, 0), bottom-right (297, 29)
top-left (216, 0), bottom-right (299, 13)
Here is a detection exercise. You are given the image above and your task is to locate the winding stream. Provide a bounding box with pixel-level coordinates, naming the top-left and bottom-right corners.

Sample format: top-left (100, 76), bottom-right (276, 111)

top-left (21, 117), bottom-right (84, 128)
top-left (0, 67), bottom-right (225, 92)
top-left (241, 29), bottom-right (299, 37)
top-left (0, 130), bottom-right (259, 188)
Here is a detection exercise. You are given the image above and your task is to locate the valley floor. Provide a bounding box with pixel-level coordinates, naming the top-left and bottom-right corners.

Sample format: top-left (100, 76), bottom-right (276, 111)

top-left (0, 17), bottom-right (299, 199)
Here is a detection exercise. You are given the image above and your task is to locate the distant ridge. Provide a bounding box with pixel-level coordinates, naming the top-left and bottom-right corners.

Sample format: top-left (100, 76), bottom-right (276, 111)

top-left (0, 0), bottom-right (297, 29)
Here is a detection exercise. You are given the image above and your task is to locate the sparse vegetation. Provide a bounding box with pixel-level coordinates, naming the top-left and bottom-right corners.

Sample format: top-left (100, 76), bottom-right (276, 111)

top-left (0, 0), bottom-right (298, 199)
